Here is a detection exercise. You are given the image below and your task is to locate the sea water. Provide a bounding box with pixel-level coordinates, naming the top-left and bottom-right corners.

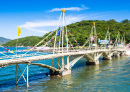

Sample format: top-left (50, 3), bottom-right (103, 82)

top-left (0, 47), bottom-right (129, 91)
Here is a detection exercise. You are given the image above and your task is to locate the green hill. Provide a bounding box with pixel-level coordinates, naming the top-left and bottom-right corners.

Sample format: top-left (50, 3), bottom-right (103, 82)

top-left (67, 19), bottom-right (130, 45)
top-left (0, 37), bottom-right (11, 45)
top-left (3, 19), bottom-right (130, 47)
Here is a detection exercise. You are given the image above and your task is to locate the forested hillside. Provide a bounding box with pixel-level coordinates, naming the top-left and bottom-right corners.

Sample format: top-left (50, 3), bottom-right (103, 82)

top-left (3, 19), bottom-right (130, 47)
top-left (3, 36), bottom-right (43, 47)
top-left (67, 19), bottom-right (130, 45)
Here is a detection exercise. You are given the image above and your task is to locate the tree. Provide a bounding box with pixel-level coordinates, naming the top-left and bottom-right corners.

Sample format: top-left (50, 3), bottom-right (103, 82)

top-left (121, 19), bottom-right (129, 23)
top-left (3, 20), bottom-right (130, 46)
top-left (108, 19), bottom-right (116, 23)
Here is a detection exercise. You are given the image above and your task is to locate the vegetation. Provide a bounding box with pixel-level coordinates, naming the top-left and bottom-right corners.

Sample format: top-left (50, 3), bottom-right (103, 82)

top-left (3, 19), bottom-right (130, 47)
top-left (3, 36), bottom-right (43, 47)
top-left (67, 19), bottom-right (130, 46)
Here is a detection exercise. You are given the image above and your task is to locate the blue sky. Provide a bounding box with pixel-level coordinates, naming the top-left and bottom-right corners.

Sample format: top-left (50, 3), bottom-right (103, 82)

top-left (0, 0), bottom-right (129, 39)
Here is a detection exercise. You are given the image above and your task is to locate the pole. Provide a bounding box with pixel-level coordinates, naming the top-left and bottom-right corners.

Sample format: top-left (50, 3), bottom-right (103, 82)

top-left (16, 37), bottom-right (18, 56)
top-left (109, 29), bottom-right (111, 50)
top-left (62, 11), bottom-right (64, 54)
top-left (62, 56), bottom-right (64, 69)
top-left (27, 64), bottom-right (29, 88)
top-left (59, 28), bottom-right (61, 53)
top-left (64, 14), bottom-right (68, 53)
top-left (58, 57), bottom-right (59, 69)
top-left (53, 30), bottom-right (57, 54)
top-left (91, 26), bottom-right (93, 50)
top-left (93, 22), bottom-right (97, 50)
top-left (52, 59), bottom-right (53, 67)
top-left (124, 34), bottom-right (125, 45)
top-left (67, 56), bottom-right (69, 70)
top-left (16, 64), bottom-right (17, 85)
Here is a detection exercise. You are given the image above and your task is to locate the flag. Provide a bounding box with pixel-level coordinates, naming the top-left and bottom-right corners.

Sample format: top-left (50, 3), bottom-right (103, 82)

top-left (98, 38), bottom-right (100, 42)
top-left (91, 36), bottom-right (93, 42)
top-left (56, 41), bottom-right (61, 46)
top-left (6, 49), bottom-right (9, 52)
top-left (65, 35), bottom-right (67, 42)
top-left (57, 30), bottom-right (61, 36)
top-left (10, 50), bottom-right (14, 53)
top-left (17, 27), bottom-right (21, 36)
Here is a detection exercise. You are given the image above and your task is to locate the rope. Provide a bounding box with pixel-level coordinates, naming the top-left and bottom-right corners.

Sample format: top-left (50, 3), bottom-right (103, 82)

top-left (68, 30), bottom-right (80, 46)
top-left (23, 30), bottom-right (56, 55)
top-left (0, 45), bottom-right (16, 55)
top-left (53, 12), bottom-right (62, 54)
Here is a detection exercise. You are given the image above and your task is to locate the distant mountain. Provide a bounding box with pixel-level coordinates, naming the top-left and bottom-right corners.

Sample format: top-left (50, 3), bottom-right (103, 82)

top-left (0, 37), bottom-right (11, 45)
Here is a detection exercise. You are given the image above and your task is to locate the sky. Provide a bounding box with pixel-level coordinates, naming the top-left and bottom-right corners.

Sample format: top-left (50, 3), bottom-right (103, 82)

top-left (0, 0), bottom-right (129, 39)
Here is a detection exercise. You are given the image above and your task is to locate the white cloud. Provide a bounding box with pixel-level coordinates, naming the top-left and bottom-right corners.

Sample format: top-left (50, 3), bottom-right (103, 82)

top-left (65, 15), bottom-right (85, 24)
top-left (48, 5), bottom-right (89, 12)
top-left (20, 20), bottom-right (59, 33)
top-left (25, 28), bottom-right (48, 33)
top-left (20, 15), bottom-right (84, 33)
top-left (19, 12), bottom-right (107, 33)
top-left (20, 20), bottom-right (58, 28)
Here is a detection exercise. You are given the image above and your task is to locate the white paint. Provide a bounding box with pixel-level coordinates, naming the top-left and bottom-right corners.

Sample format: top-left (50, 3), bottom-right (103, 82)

top-left (62, 70), bottom-right (71, 76)
top-left (126, 50), bottom-right (130, 56)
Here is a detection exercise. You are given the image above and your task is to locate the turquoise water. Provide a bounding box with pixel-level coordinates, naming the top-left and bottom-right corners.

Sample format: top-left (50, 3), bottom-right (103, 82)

top-left (0, 47), bottom-right (130, 91)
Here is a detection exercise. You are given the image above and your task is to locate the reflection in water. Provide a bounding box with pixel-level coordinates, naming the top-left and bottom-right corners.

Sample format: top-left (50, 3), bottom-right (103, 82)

top-left (0, 56), bottom-right (130, 92)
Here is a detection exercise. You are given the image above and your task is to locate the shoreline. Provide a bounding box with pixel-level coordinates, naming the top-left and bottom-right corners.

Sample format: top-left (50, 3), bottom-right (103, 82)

top-left (125, 44), bottom-right (130, 56)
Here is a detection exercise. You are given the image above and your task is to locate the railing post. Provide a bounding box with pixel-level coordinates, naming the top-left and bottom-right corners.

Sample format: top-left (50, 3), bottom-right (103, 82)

top-left (94, 52), bottom-right (96, 59)
top-left (62, 56), bottom-right (64, 69)
top-left (97, 52), bottom-right (98, 57)
top-left (67, 55), bottom-right (69, 70)
top-left (27, 64), bottom-right (29, 88)
top-left (52, 59), bottom-right (53, 67)
top-left (16, 64), bottom-right (17, 85)
top-left (58, 57), bottom-right (59, 69)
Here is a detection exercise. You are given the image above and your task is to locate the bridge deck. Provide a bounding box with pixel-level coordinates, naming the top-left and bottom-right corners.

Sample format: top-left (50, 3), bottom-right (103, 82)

top-left (0, 49), bottom-right (125, 67)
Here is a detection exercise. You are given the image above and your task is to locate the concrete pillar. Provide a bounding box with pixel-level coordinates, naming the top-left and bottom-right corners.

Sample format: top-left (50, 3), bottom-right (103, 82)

top-left (62, 56), bottom-right (64, 69)
top-left (85, 53), bottom-right (99, 65)
top-left (96, 52), bottom-right (98, 57)
top-left (94, 53), bottom-right (96, 59)
top-left (67, 55), bottom-right (69, 70)
top-left (49, 70), bottom-right (60, 76)
top-left (95, 59), bottom-right (99, 64)
top-left (117, 52), bottom-right (120, 57)
top-left (108, 51), bottom-right (112, 60)
top-left (61, 70), bottom-right (71, 76)
top-left (94, 52), bottom-right (96, 60)
top-left (86, 61), bottom-right (99, 65)
top-left (94, 54), bottom-right (99, 65)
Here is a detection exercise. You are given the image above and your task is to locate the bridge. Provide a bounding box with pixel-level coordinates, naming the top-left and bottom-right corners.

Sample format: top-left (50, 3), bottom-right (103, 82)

top-left (0, 9), bottom-right (126, 88)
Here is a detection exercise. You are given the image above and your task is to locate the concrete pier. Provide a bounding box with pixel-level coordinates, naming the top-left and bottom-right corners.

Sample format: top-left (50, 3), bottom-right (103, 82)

top-left (49, 70), bottom-right (60, 76)
top-left (62, 70), bottom-right (71, 76)
top-left (86, 61), bottom-right (99, 65)
top-left (49, 69), bottom-right (71, 76)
